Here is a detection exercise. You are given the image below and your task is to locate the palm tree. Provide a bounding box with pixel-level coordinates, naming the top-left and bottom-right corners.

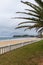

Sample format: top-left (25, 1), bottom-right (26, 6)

top-left (15, 0), bottom-right (43, 37)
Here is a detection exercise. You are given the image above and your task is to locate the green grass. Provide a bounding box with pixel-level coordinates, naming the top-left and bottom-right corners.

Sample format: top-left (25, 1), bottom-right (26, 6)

top-left (0, 40), bottom-right (43, 65)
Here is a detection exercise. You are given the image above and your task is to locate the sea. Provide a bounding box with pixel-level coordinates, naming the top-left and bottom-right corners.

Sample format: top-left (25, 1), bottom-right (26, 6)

top-left (0, 37), bottom-right (30, 41)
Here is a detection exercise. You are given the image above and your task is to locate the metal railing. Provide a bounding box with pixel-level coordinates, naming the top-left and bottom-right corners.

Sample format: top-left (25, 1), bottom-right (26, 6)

top-left (0, 39), bottom-right (42, 54)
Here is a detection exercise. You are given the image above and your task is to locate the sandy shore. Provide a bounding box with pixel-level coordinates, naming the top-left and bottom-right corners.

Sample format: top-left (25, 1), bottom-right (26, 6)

top-left (0, 38), bottom-right (41, 47)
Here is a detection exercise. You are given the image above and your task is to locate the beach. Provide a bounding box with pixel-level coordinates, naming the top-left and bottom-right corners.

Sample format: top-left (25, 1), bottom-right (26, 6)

top-left (0, 37), bottom-right (42, 54)
top-left (0, 37), bottom-right (41, 47)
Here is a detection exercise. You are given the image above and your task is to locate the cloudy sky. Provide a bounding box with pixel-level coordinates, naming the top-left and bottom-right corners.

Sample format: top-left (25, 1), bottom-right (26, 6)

top-left (0, 0), bottom-right (38, 37)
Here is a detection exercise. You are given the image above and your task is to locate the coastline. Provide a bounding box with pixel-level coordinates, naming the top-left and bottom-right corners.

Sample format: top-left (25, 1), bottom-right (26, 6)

top-left (0, 37), bottom-right (41, 47)
top-left (0, 37), bottom-right (42, 54)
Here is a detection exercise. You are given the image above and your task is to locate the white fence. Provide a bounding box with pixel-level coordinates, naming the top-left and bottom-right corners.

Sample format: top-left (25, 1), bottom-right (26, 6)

top-left (0, 39), bottom-right (42, 54)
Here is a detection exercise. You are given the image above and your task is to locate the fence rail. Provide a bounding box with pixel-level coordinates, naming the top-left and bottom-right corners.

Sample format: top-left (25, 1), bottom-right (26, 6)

top-left (0, 39), bottom-right (42, 54)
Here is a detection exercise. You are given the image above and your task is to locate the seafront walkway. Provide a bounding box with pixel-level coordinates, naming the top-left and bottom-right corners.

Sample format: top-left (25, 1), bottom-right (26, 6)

top-left (0, 38), bottom-right (42, 54)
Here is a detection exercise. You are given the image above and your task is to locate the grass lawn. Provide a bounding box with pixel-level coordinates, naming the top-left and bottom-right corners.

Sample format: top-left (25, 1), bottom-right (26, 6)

top-left (0, 40), bottom-right (43, 65)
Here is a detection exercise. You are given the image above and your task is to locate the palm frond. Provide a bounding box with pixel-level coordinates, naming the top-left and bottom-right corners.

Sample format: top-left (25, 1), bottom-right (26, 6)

top-left (21, 1), bottom-right (41, 12)
top-left (15, 25), bottom-right (30, 29)
top-left (18, 21), bottom-right (36, 25)
top-left (15, 17), bottom-right (39, 21)
top-left (25, 9), bottom-right (40, 14)
top-left (15, 0), bottom-right (43, 34)
top-left (35, 0), bottom-right (43, 7)
top-left (38, 27), bottom-right (43, 32)
top-left (24, 24), bottom-right (43, 31)
top-left (16, 12), bottom-right (39, 18)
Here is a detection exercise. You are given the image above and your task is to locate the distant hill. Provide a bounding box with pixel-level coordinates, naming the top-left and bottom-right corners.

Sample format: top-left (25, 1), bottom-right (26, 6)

top-left (13, 35), bottom-right (36, 38)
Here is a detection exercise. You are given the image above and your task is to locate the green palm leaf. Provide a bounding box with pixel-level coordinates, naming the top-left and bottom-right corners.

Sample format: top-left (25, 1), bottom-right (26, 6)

top-left (35, 0), bottom-right (43, 7)
top-left (18, 21), bottom-right (36, 25)
top-left (15, 17), bottom-right (39, 21)
top-left (21, 1), bottom-right (41, 12)
top-left (16, 12), bottom-right (39, 17)
top-left (14, 0), bottom-right (43, 36)
top-left (25, 9), bottom-right (39, 14)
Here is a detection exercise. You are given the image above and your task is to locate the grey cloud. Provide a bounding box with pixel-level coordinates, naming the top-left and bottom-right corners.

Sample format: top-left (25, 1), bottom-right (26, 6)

top-left (0, 0), bottom-right (37, 37)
